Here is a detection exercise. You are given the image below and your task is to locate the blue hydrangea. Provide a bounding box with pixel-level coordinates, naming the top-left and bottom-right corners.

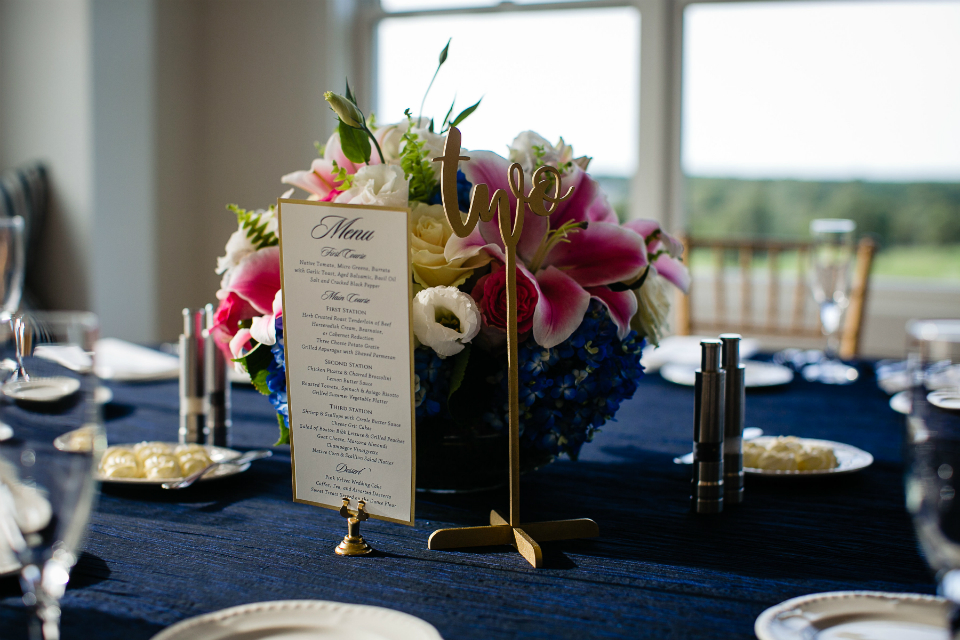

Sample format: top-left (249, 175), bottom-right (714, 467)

top-left (426, 170), bottom-right (472, 212)
top-left (264, 301), bottom-right (643, 461)
top-left (267, 316), bottom-right (288, 431)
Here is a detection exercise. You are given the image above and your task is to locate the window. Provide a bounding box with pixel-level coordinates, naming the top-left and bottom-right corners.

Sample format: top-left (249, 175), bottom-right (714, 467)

top-left (681, 1), bottom-right (960, 281)
top-left (373, 1), bottom-right (645, 218)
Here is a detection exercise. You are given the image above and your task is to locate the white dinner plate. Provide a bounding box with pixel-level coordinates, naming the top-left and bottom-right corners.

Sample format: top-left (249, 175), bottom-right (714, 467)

top-left (150, 600), bottom-right (442, 640)
top-left (755, 591), bottom-right (948, 640)
top-left (745, 436), bottom-right (873, 477)
top-left (660, 360), bottom-right (794, 388)
top-left (95, 444), bottom-right (250, 485)
top-left (890, 390), bottom-right (911, 415)
top-left (642, 335), bottom-right (760, 373)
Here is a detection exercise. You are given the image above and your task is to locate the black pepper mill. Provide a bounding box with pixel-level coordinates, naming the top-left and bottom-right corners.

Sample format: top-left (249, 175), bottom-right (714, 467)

top-left (721, 334), bottom-right (745, 504)
top-left (692, 339), bottom-right (726, 514)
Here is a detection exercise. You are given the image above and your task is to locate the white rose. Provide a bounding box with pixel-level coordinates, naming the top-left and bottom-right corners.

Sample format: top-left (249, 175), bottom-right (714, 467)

top-left (412, 286), bottom-right (481, 358)
top-left (630, 271), bottom-right (672, 347)
top-left (334, 164), bottom-right (409, 208)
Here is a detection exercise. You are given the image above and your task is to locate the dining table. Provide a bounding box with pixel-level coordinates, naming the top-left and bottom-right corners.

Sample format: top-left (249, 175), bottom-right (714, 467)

top-left (0, 357), bottom-right (936, 639)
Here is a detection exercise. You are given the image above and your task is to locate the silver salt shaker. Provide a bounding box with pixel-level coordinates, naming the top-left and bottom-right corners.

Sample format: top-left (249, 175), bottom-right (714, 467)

top-left (203, 304), bottom-right (231, 447)
top-left (179, 308), bottom-right (207, 444)
top-left (720, 334), bottom-right (745, 505)
top-left (692, 339), bottom-right (726, 514)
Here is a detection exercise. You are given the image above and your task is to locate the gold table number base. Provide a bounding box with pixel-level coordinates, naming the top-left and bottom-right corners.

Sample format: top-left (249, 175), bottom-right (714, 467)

top-left (336, 497), bottom-right (374, 556)
top-left (427, 127), bottom-right (599, 569)
top-left (428, 510), bottom-right (598, 568)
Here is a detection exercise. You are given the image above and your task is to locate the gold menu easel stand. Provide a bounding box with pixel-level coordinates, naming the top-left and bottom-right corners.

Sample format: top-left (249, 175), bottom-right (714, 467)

top-left (426, 127), bottom-right (599, 568)
top-left (336, 497), bottom-right (374, 556)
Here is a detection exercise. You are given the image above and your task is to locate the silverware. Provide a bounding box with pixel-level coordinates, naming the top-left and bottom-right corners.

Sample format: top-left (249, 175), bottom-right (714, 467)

top-left (161, 450), bottom-right (272, 489)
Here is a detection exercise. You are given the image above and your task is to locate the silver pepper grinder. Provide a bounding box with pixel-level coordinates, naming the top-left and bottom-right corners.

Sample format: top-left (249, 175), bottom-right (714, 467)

top-left (203, 304), bottom-right (231, 447)
top-left (720, 334), bottom-right (745, 505)
top-left (179, 308), bottom-right (208, 444)
top-left (692, 339), bottom-right (726, 514)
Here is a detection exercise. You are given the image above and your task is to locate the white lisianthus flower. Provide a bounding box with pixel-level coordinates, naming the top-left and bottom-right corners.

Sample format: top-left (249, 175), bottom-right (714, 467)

top-left (508, 131), bottom-right (575, 176)
top-left (375, 118), bottom-right (446, 168)
top-left (412, 286), bottom-right (481, 358)
top-left (334, 164), bottom-right (409, 208)
top-left (215, 201), bottom-right (284, 275)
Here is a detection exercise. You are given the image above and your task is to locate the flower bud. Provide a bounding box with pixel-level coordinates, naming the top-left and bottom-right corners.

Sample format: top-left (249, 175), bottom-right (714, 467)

top-left (324, 91), bottom-right (363, 128)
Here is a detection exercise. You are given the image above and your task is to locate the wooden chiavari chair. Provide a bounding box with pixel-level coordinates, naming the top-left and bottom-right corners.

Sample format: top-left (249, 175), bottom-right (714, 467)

top-left (675, 236), bottom-right (876, 360)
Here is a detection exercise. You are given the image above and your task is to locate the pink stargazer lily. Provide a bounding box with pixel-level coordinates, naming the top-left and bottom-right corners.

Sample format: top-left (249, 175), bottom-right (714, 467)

top-left (445, 151), bottom-right (648, 348)
top-left (281, 131), bottom-right (381, 201)
top-left (215, 246), bottom-right (282, 361)
top-left (621, 220), bottom-right (690, 293)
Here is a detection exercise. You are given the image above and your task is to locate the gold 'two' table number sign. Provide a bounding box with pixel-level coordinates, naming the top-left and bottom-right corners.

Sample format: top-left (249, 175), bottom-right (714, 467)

top-left (427, 127), bottom-right (599, 568)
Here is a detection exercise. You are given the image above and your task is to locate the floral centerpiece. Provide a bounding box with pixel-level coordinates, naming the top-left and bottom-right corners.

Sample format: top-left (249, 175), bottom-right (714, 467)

top-left (212, 46), bottom-right (690, 488)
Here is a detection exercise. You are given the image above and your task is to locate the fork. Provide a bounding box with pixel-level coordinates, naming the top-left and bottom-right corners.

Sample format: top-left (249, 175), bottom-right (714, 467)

top-left (161, 450), bottom-right (272, 489)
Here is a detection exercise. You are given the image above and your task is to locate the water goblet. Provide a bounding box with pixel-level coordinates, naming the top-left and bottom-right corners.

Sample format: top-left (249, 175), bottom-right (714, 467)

top-left (802, 218), bottom-right (859, 384)
top-left (0, 312), bottom-right (104, 640)
top-left (905, 319), bottom-right (960, 638)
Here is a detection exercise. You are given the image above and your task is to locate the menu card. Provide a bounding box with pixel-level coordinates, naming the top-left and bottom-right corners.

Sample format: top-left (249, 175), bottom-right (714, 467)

top-left (278, 199), bottom-right (415, 525)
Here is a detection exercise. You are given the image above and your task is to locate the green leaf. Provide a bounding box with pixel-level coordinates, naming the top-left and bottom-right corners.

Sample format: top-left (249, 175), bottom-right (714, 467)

top-left (338, 119), bottom-right (371, 164)
top-left (275, 413), bottom-right (289, 446)
top-left (438, 38), bottom-right (450, 66)
top-left (239, 342), bottom-right (274, 387)
top-left (314, 141), bottom-right (325, 157)
top-left (450, 98), bottom-right (482, 127)
top-left (447, 345), bottom-right (471, 400)
top-left (345, 78), bottom-right (356, 105)
top-left (441, 96), bottom-right (456, 131)
top-left (251, 368), bottom-right (270, 396)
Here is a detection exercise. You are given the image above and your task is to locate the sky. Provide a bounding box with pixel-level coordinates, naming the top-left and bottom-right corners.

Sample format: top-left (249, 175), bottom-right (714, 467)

top-left (683, 1), bottom-right (960, 182)
top-left (377, 7), bottom-right (640, 177)
top-left (378, 1), bottom-right (960, 182)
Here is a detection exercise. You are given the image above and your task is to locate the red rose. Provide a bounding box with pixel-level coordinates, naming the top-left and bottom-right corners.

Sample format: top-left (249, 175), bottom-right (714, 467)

top-left (212, 292), bottom-right (258, 348)
top-left (472, 263), bottom-right (539, 334)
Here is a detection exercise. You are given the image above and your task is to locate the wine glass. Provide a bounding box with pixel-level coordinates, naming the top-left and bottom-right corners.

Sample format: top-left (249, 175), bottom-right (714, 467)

top-left (0, 216), bottom-right (26, 320)
top-left (0, 312), bottom-right (104, 640)
top-left (802, 218), bottom-right (859, 384)
top-left (905, 319), bottom-right (960, 637)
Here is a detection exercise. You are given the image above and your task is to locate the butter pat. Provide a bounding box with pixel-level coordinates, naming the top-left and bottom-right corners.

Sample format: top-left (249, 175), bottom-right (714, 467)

top-left (744, 437), bottom-right (838, 471)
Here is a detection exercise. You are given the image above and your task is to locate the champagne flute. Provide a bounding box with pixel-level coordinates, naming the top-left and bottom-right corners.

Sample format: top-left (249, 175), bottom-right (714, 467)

top-left (905, 319), bottom-right (960, 638)
top-left (0, 312), bottom-right (104, 640)
top-left (802, 218), bottom-right (859, 384)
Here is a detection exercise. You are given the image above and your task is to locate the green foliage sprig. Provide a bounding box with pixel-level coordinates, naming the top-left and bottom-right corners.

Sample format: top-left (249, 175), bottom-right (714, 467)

top-left (401, 109), bottom-right (438, 202)
top-left (227, 204), bottom-right (278, 249)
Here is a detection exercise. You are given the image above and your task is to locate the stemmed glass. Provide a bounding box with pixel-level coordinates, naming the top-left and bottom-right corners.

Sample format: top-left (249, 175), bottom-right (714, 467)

top-left (905, 319), bottom-right (960, 638)
top-left (802, 218), bottom-right (859, 384)
top-left (0, 312), bottom-right (104, 640)
top-left (0, 216), bottom-right (26, 320)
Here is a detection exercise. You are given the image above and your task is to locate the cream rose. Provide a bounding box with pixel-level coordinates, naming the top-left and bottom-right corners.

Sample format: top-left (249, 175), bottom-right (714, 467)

top-left (412, 286), bottom-right (481, 358)
top-left (334, 164), bottom-right (409, 208)
top-left (410, 203), bottom-right (491, 289)
top-left (630, 270), bottom-right (672, 347)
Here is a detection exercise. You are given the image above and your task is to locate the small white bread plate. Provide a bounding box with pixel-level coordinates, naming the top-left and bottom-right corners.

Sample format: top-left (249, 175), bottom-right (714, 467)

top-left (890, 390), bottom-right (911, 415)
top-left (755, 591), bottom-right (948, 640)
top-left (928, 390), bottom-right (960, 411)
top-left (745, 436), bottom-right (873, 477)
top-left (150, 600), bottom-right (443, 640)
top-left (2, 376), bottom-right (81, 402)
top-left (95, 444), bottom-right (249, 485)
top-left (660, 360), bottom-right (794, 388)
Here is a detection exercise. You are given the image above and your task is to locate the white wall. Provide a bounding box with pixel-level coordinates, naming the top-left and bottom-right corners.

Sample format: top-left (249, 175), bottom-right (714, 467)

top-left (0, 0), bottom-right (94, 313)
top-left (0, 0), bottom-right (352, 341)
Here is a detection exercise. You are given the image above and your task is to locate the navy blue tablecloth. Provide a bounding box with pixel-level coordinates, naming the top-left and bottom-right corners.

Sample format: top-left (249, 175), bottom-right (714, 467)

top-left (0, 362), bottom-right (934, 639)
